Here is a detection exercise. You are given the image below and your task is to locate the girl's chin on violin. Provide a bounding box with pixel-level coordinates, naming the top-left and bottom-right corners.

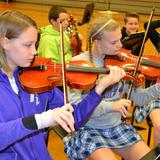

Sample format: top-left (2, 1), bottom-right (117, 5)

top-left (22, 59), bottom-right (34, 67)
top-left (106, 51), bottom-right (120, 56)
top-left (115, 49), bottom-right (122, 54)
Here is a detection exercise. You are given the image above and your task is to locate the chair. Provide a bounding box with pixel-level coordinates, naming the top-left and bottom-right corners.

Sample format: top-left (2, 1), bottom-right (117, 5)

top-left (146, 116), bottom-right (153, 146)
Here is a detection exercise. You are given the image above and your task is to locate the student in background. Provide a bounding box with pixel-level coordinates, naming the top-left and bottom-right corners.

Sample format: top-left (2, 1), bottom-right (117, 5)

top-left (121, 12), bottom-right (139, 41)
top-left (37, 6), bottom-right (74, 92)
top-left (37, 6), bottom-right (73, 63)
top-left (121, 12), bottom-right (141, 56)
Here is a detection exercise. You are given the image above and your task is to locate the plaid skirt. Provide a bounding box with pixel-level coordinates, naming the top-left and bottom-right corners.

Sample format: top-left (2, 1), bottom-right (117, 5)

top-left (63, 123), bottom-right (142, 160)
top-left (134, 98), bottom-right (160, 123)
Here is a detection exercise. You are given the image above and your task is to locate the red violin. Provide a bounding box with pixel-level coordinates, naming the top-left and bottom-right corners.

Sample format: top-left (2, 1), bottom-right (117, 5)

top-left (69, 14), bottom-right (83, 56)
top-left (71, 32), bottom-right (83, 56)
top-left (19, 56), bottom-right (97, 93)
top-left (105, 49), bottom-right (160, 80)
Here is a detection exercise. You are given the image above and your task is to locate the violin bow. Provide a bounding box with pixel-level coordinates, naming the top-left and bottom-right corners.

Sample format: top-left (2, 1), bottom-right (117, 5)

top-left (127, 7), bottom-right (155, 99)
top-left (60, 20), bottom-right (69, 104)
top-left (52, 21), bottom-right (71, 139)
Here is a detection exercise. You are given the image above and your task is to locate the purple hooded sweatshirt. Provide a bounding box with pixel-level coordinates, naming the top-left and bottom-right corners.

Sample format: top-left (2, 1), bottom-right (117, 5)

top-left (0, 68), bottom-right (103, 159)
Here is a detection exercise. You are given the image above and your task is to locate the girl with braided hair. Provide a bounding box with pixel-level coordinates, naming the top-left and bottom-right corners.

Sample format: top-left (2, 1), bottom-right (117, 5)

top-left (63, 14), bottom-right (160, 160)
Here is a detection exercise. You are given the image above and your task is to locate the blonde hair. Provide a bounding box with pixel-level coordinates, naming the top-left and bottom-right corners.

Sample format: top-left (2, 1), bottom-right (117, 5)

top-left (87, 14), bottom-right (119, 61)
top-left (0, 10), bottom-right (37, 72)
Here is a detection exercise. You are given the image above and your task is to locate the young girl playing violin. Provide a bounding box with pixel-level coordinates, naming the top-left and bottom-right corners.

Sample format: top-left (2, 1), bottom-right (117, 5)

top-left (0, 10), bottom-right (125, 160)
top-left (63, 14), bottom-right (160, 160)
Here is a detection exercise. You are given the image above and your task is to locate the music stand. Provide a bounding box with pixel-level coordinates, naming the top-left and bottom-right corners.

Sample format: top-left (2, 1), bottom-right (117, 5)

top-left (121, 31), bottom-right (145, 54)
top-left (78, 2), bottom-right (94, 25)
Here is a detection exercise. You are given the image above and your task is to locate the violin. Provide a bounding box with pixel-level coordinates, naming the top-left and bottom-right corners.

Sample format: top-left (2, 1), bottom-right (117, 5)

top-left (19, 56), bottom-right (143, 94)
top-left (19, 56), bottom-right (97, 93)
top-left (71, 32), bottom-right (83, 56)
top-left (69, 15), bottom-right (83, 56)
top-left (105, 49), bottom-right (160, 80)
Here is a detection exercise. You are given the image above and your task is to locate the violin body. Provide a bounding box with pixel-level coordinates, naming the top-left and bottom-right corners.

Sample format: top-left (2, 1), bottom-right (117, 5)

top-left (71, 32), bottom-right (83, 56)
top-left (19, 57), bottom-right (62, 93)
top-left (19, 56), bottom-right (98, 93)
top-left (105, 49), bottom-right (160, 80)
